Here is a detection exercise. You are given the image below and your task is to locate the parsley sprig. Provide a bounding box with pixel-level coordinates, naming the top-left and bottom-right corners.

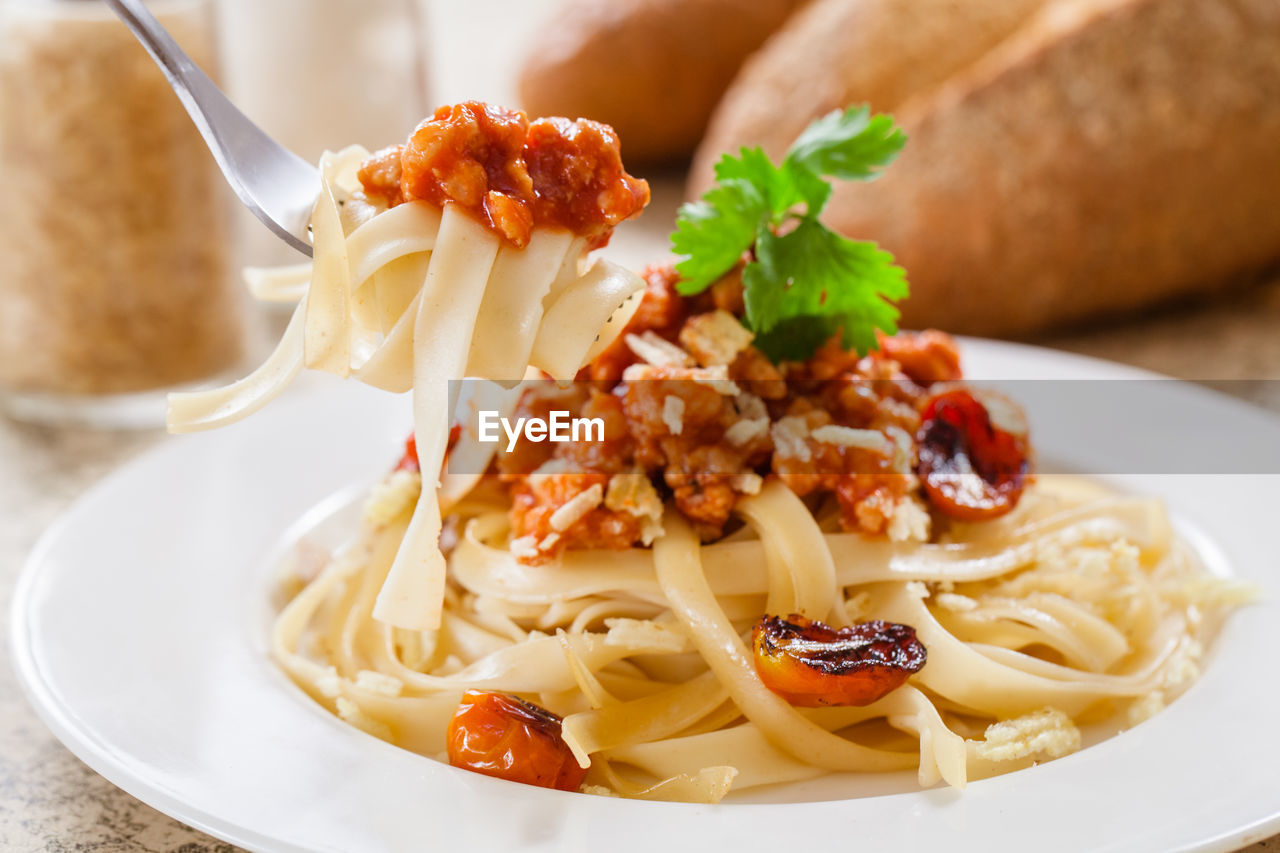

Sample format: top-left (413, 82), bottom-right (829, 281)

top-left (671, 106), bottom-right (909, 362)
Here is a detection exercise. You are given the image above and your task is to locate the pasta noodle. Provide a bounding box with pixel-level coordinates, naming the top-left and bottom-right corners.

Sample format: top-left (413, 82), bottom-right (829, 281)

top-left (271, 471), bottom-right (1247, 801)
top-left (170, 139), bottom-right (647, 632)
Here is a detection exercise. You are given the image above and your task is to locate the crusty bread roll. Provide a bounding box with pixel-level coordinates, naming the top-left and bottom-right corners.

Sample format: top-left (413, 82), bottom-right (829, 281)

top-left (825, 0), bottom-right (1280, 335)
top-left (691, 0), bottom-right (1280, 336)
top-left (519, 0), bottom-right (808, 165)
top-left (689, 0), bottom-right (1053, 196)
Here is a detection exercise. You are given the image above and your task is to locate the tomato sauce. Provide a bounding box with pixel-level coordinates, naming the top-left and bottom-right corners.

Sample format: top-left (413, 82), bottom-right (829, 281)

top-left (357, 102), bottom-right (649, 249)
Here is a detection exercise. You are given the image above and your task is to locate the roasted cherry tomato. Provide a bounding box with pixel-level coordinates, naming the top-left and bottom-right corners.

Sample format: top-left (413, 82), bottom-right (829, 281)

top-left (916, 388), bottom-right (1030, 521)
top-left (752, 614), bottom-right (926, 707)
top-left (446, 690), bottom-right (586, 791)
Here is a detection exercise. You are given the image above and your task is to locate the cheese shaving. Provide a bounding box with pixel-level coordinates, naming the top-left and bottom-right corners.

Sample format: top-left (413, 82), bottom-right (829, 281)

top-left (976, 708), bottom-right (1081, 762)
top-left (662, 395), bottom-right (685, 435)
top-left (771, 416), bottom-right (812, 461)
top-left (549, 483), bottom-right (605, 532)
top-left (355, 670), bottom-right (404, 697)
top-left (679, 309), bottom-right (754, 367)
top-left (625, 330), bottom-right (693, 367)
top-left (725, 417), bottom-right (769, 447)
top-left (810, 425), bottom-right (892, 454)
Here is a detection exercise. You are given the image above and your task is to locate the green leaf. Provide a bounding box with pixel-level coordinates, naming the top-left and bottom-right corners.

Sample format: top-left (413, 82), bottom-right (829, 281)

top-left (671, 177), bottom-right (766, 294)
top-left (785, 106), bottom-right (907, 182)
top-left (714, 147), bottom-right (830, 218)
top-left (669, 108), bottom-right (910, 361)
top-left (743, 218), bottom-right (908, 357)
top-left (752, 315), bottom-right (840, 363)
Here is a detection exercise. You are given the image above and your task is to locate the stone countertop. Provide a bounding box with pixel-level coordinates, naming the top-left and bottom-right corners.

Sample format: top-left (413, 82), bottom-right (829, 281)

top-left (2, 272), bottom-right (1279, 852)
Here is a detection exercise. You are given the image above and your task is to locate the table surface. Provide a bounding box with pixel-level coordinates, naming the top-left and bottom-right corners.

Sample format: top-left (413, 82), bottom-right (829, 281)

top-left (5, 2), bottom-right (1280, 850)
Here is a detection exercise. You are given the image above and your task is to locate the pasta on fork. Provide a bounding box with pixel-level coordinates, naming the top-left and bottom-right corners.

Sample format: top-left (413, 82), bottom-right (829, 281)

top-left (169, 102), bottom-right (651, 632)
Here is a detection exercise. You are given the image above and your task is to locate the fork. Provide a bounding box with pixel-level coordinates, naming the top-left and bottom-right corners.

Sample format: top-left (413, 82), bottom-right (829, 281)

top-left (105, 0), bottom-right (319, 256)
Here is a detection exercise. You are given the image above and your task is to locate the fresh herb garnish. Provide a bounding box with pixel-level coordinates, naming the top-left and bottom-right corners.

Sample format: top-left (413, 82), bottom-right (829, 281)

top-left (671, 106), bottom-right (908, 362)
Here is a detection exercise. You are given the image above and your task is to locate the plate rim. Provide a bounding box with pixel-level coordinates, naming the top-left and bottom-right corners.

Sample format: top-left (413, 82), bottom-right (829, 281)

top-left (11, 338), bottom-right (1280, 853)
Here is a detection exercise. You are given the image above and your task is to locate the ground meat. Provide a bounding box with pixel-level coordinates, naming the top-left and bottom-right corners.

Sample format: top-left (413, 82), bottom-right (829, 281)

top-left (620, 365), bottom-right (731, 464)
top-left (356, 145), bottom-right (405, 208)
top-left (619, 364), bottom-right (762, 536)
top-left (495, 384), bottom-right (589, 477)
top-left (359, 102), bottom-right (649, 249)
top-left (491, 264), bottom-right (977, 562)
top-left (662, 448), bottom-right (745, 538)
top-left (524, 117), bottom-right (650, 249)
top-left (509, 472), bottom-right (642, 562)
top-left (769, 409), bottom-right (909, 536)
top-left (875, 329), bottom-right (962, 385)
top-left (557, 391), bottom-right (634, 474)
top-left (400, 102), bottom-right (535, 245)
top-left (730, 346), bottom-right (787, 400)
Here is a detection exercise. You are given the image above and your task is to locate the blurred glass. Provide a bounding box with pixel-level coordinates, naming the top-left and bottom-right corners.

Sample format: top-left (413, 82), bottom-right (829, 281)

top-left (0, 0), bottom-right (247, 428)
top-left (218, 0), bottom-right (431, 268)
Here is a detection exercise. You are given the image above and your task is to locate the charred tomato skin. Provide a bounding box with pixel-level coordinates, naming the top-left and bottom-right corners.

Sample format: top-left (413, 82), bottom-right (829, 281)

top-left (752, 614), bottom-right (927, 707)
top-left (446, 690), bottom-right (586, 791)
top-left (916, 388), bottom-right (1030, 522)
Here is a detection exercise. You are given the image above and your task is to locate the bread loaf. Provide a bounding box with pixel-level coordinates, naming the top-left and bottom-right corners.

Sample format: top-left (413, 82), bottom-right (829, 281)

top-left (822, 0), bottom-right (1280, 335)
top-left (519, 0), bottom-right (808, 165)
top-left (689, 0), bottom-right (1052, 196)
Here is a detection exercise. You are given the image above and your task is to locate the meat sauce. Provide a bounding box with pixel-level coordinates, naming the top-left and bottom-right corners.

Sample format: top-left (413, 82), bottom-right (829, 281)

top-left (357, 102), bottom-right (649, 249)
top-left (485, 265), bottom-right (1028, 563)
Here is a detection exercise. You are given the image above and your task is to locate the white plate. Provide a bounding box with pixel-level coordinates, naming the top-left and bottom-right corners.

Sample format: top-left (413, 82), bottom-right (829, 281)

top-left (11, 340), bottom-right (1280, 853)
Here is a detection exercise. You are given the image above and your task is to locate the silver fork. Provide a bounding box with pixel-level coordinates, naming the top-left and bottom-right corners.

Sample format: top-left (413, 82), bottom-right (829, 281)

top-left (105, 0), bottom-right (318, 256)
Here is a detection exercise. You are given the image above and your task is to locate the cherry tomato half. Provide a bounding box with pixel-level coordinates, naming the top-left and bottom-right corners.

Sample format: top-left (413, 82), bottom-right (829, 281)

top-left (446, 690), bottom-right (586, 791)
top-left (916, 388), bottom-right (1030, 521)
top-left (753, 614), bottom-right (926, 707)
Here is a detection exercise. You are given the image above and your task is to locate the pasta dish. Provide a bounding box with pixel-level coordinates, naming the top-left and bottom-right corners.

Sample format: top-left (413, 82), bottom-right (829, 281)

top-left (168, 102), bottom-right (1248, 803)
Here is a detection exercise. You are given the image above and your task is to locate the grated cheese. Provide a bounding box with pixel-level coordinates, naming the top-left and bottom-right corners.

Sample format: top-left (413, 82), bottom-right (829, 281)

top-left (336, 697), bottom-right (393, 740)
top-left (771, 416), bottom-right (812, 461)
top-left (679, 309), bottom-right (754, 367)
top-left (550, 483), bottom-right (605, 532)
top-left (687, 365), bottom-right (740, 396)
top-left (976, 708), bottom-right (1081, 762)
top-left (735, 392), bottom-right (768, 420)
top-left (509, 534), bottom-right (539, 560)
top-left (315, 665), bottom-right (342, 699)
top-left (887, 497), bottom-right (931, 543)
top-left (725, 417), bottom-right (769, 447)
top-left (581, 784), bottom-right (620, 797)
top-left (934, 592), bottom-right (979, 612)
top-left (604, 617), bottom-right (687, 653)
top-left (1127, 691), bottom-right (1165, 726)
top-left (605, 471), bottom-right (665, 545)
top-left (730, 472), bottom-right (764, 495)
top-left (662, 395), bottom-right (685, 435)
top-left (624, 330), bottom-right (692, 367)
top-left (355, 670), bottom-right (404, 697)
top-left (905, 580), bottom-right (931, 598)
top-left (810, 424), bottom-right (893, 454)
top-left (362, 470), bottom-right (422, 527)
